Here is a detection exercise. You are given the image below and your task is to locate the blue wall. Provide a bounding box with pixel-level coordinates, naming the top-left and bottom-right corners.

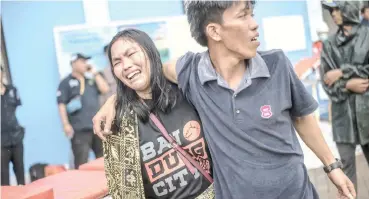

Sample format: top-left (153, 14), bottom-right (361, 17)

top-left (1, 0), bottom-right (311, 177)
top-left (254, 1), bottom-right (312, 65)
top-left (2, 1), bottom-right (85, 170)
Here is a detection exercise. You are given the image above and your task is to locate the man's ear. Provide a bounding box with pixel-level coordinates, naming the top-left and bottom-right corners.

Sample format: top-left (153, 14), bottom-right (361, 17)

top-left (205, 23), bottom-right (222, 43)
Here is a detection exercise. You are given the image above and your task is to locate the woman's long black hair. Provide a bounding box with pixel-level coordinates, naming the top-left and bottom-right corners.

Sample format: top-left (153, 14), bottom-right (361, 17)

top-left (107, 29), bottom-right (179, 125)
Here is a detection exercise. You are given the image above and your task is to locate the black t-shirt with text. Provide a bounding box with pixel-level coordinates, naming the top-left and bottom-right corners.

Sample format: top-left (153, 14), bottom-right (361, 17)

top-left (138, 97), bottom-right (212, 199)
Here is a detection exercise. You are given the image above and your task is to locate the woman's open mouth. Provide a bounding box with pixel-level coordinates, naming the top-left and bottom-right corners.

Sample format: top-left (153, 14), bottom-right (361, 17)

top-left (126, 70), bottom-right (141, 80)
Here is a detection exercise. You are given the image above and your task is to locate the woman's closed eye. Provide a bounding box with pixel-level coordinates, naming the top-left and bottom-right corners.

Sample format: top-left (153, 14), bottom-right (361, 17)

top-left (112, 58), bottom-right (121, 67)
top-left (113, 61), bottom-right (120, 67)
top-left (128, 51), bottom-right (137, 57)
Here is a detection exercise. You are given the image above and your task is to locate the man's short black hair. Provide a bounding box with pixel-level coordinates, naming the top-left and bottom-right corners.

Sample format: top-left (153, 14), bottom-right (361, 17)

top-left (103, 44), bottom-right (109, 54)
top-left (185, 0), bottom-right (255, 47)
top-left (361, 5), bottom-right (369, 14)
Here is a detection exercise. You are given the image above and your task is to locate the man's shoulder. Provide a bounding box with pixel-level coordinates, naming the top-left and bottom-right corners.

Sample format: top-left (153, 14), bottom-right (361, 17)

top-left (58, 74), bottom-right (75, 88)
top-left (179, 51), bottom-right (204, 63)
top-left (257, 49), bottom-right (289, 75)
top-left (176, 51), bottom-right (205, 76)
top-left (258, 49), bottom-right (285, 60)
top-left (5, 84), bottom-right (17, 91)
top-left (60, 74), bottom-right (72, 83)
top-left (358, 24), bottom-right (369, 35)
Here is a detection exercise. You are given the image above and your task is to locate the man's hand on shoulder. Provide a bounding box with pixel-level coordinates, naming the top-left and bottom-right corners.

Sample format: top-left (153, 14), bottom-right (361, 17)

top-left (93, 94), bottom-right (116, 141)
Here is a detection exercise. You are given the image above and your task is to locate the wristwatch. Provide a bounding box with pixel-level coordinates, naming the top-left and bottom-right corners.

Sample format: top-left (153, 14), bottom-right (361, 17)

top-left (323, 158), bottom-right (343, 173)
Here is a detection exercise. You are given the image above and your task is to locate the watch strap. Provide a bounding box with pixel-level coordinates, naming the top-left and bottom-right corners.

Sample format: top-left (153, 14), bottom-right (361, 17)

top-left (323, 158), bottom-right (343, 173)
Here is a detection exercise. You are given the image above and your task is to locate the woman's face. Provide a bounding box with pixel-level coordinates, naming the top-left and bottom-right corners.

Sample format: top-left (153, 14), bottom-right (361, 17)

top-left (110, 38), bottom-right (151, 97)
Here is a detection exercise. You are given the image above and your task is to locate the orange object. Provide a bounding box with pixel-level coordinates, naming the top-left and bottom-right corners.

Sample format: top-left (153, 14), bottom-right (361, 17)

top-left (26, 170), bottom-right (108, 199)
top-left (313, 41), bottom-right (323, 57)
top-left (294, 57), bottom-right (319, 79)
top-left (79, 158), bottom-right (105, 171)
top-left (1, 185), bottom-right (54, 199)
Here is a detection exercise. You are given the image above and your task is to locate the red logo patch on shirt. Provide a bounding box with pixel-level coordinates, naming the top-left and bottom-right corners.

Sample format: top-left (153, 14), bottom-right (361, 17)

top-left (260, 105), bottom-right (273, 119)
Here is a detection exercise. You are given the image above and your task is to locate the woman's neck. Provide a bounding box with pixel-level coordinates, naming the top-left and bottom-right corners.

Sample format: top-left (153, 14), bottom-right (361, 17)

top-left (208, 43), bottom-right (247, 90)
top-left (137, 90), bottom-right (152, 100)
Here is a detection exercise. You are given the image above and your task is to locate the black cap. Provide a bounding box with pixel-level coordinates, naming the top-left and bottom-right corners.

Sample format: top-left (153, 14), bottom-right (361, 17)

top-left (103, 45), bottom-right (109, 54)
top-left (70, 53), bottom-right (91, 64)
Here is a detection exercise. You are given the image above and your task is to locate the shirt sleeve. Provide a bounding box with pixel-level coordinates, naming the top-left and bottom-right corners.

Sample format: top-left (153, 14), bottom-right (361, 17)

top-left (13, 86), bottom-right (22, 106)
top-left (341, 63), bottom-right (369, 79)
top-left (57, 81), bottom-right (69, 104)
top-left (284, 54), bottom-right (319, 117)
top-left (175, 52), bottom-right (197, 96)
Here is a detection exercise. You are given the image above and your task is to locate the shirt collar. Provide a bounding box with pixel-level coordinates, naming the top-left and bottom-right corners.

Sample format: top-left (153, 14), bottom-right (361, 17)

top-left (198, 51), bottom-right (270, 85)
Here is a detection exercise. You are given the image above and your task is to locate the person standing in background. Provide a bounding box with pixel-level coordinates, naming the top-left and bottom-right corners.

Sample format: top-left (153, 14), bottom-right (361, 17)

top-left (361, 5), bottom-right (369, 26)
top-left (321, 1), bottom-right (369, 192)
top-left (100, 45), bottom-right (117, 105)
top-left (1, 66), bottom-right (25, 185)
top-left (57, 53), bottom-right (109, 169)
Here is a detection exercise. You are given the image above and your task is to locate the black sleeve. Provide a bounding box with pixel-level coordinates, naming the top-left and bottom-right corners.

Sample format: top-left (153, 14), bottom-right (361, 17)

top-left (57, 80), bottom-right (70, 104)
top-left (319, 41), bottom-right (350, 103)
top-left (11, 86), bottom-right (22, 106)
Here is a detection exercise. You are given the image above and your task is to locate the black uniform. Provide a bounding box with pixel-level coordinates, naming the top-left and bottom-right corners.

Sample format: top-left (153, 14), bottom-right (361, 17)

top-left (1, 84), bottom-right (25, 185)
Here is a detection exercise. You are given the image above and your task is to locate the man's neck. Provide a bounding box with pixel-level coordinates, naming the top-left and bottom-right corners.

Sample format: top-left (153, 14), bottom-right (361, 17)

top-left (72, 71), bottom-right (84, 80)
top-left (208, 43), bottom-right (247, 90)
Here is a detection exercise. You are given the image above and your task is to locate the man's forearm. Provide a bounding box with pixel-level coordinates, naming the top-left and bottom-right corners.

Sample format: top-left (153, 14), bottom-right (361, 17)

top-left (163, 59), bottom-right (178, 83)
top-left (342, 63), bottom-right (369, 79)
top-left (293, 114), bottom-right (336, 166)
top-left (58, 104), bottom-right (70, 125)
top-left (320, 62), bottom-right (349, 102)
top-left (95, 73), bottom-right (110, 94)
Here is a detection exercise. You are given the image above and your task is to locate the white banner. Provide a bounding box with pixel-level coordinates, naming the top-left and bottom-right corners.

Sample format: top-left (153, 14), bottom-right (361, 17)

top-left (53, 16), bottom-right (206, 79)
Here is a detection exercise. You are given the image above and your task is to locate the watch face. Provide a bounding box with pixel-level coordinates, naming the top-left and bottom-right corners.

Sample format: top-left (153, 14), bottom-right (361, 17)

top-left (323, 166), bottom-right (330, 173)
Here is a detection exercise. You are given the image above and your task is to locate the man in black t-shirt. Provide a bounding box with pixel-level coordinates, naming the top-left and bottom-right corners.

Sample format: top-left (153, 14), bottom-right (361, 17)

top-left (57, 53), bottom-right (110, 169)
